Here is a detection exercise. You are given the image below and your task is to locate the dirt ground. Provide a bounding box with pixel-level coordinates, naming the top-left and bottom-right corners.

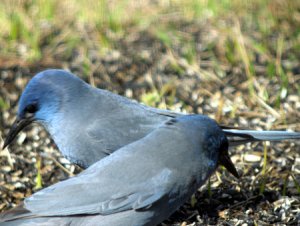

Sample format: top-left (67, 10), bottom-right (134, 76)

top-left (0, 1), bottom-right (300, 225)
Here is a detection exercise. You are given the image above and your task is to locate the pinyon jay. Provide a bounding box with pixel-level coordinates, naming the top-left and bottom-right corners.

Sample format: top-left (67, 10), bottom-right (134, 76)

top-left (0, 115), bottom-right (238, 226)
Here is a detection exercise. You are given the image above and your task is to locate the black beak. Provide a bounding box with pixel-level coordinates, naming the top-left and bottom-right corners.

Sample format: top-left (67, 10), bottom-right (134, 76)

top-left (2, 117), bottom-right (33, 149)
top-left (218, 148), bottom-right (240, 178)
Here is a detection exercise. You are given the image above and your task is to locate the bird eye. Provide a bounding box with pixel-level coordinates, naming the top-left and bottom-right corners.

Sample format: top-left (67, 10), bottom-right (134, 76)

top-left (25, 103), bottom-right (38, 114)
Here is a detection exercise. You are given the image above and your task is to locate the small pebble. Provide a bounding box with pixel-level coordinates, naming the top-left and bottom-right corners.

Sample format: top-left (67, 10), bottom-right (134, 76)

top-left (244, 154), bottom-right (261, 162)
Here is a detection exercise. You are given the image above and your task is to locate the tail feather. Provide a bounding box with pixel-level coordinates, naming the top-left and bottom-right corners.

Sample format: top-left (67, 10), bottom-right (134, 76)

top-left (223, 128), bottom-right (300, 146)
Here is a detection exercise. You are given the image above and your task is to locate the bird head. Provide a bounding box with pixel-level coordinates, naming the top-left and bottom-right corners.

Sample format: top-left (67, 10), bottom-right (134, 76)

top-left (2, 69), bottom-right (81, 149)
top-left (173, 115), bottom-right (239, 178)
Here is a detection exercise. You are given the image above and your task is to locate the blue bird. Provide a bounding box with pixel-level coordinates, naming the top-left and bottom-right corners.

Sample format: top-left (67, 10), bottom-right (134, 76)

top-left (3, 69), bottom-right (300, 168)
top-left (0, 115), bottom-right (239, 226)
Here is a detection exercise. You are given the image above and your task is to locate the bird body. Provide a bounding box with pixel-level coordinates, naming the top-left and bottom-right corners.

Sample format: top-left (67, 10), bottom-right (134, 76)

top-left (0, 115), bottom-right (232, 226)
top-left (43, 85), bottom-right (170, 167)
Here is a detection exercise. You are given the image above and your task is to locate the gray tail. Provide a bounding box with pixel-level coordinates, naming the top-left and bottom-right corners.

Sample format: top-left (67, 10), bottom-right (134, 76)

top-left (222, 128), bottom-right (300, 146)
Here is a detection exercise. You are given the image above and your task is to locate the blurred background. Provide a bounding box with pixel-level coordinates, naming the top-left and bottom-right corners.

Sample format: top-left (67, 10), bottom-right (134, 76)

top-left (0, 0), bottom-right (299, 225)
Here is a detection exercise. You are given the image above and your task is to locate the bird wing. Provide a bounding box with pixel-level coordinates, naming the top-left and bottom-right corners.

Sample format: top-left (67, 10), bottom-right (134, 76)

top-left (86, 105), bottom-right (175, 153)
top-left (24, 167), bottom-right (174, 217)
